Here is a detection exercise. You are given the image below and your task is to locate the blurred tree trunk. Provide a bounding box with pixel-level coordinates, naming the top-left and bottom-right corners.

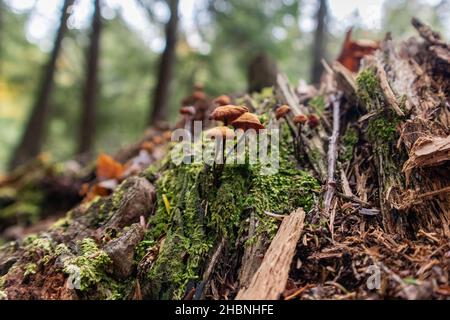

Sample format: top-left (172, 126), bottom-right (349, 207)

top-left (247, 52), bottom-right (278, 93)
top-left (149, 0), bottom-right (179, 125)
top-left (79, 0), bottom-right (102, 155)
top-left (0, 0), bottom-right (5, 73)
top-left (310, 0), bottom-right (328, 84)
top-left (9, 0), bottom-right (74, 170)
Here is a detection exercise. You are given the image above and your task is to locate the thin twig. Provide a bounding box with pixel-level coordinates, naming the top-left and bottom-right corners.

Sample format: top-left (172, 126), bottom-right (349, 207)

top-left (194, 237), bottom-right (226, 300)
top-left (323, 92), bottom-right (343, 217)
top-left (335, 192), bottom-right (371, 207)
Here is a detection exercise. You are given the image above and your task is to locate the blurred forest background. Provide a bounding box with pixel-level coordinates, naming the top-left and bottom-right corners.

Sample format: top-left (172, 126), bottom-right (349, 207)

top-left (0, 0), bottom-right (449, 173)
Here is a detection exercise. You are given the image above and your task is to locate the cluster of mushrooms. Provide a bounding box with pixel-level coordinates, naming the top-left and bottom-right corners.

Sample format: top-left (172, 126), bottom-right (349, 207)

top-left (206, 98), bottom-right (266, 164)
top-left (275, 104), bottom-right (320, 133)
top-left (177, 88), bottom-right (321, 167)
top-left (178, 84), bottom-right (210, 133)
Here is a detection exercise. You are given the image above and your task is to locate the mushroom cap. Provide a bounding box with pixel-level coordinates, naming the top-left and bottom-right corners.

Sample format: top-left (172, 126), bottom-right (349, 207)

top-left (293, 114), bottom-right (308, 124)
top-left (209, 105), bottom-right (249, 122)
top-left (214, 95), bottom-right (231, 106)
top-left (231, 112), bottom-right (265, 131)
top-left (140, 141), bottom-right (155, 153)
top-left (179, 106), bottom-right (196, 116)
top-left (205, 126), bottom-right (235, 139)
top-left (307, 114), bottom-right (320, 129)
top-left (192, 90), bottom-right (206, 101)
top-left (152, 136), bottom-right (163, 145)
top-left (275, 105), bottom-right (291, 120)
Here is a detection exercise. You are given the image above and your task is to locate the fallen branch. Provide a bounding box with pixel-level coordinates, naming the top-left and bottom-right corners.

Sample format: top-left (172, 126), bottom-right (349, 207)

top-left (236, 208), bottom-right (305, 300)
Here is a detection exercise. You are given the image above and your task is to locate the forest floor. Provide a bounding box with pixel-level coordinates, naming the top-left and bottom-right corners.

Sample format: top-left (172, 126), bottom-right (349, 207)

top-left (0, 18), bottom-right (449, 300)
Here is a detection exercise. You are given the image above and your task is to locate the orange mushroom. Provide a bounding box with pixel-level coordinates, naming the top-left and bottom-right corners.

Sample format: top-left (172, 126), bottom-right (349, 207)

top-left (180, 106), bottom-right (196, 135)
top-left (275, 105), bottom-right (291, 120)
top-left (231, 112), bottom-right (265, 131)
top-left (192, 90), bottom-right (206, 101)
top-left (292, 114), bottom-right (308, 137)
top-left (214, 95), bottom-right (231, 106)
top-left (205, 126), bottom-right (235, 139)
top-left (209, 105), bottom-right (249, 125)
top-left (293, 114), bottom-right (308, 125)
top-left (179, 106), bottom-right (196, 116)
top-left (307, 114), bottom-right (321, 129)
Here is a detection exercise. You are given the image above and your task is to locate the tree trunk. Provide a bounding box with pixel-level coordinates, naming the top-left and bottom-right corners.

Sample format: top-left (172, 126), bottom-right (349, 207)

top-left (247, 52), bottom-right (278, 93)
top-left (148, 0), bottom-right (179, 125)
top-left (79, 0), bottom-right (102, 155)
top-left (310, 0), bottom-right (328, 84)
top-left (9, 0), bottom-right (74, 170)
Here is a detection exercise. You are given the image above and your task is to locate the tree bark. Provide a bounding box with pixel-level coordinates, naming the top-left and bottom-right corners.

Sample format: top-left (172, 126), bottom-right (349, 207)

top-left (310, 0), bottom-right (328, 84)
top-left (79, 0), bottom-right (102, 155)
top-left (9, 0), bottom-right (74, 170)
top-left (148, 0), bottom-right (179, 125)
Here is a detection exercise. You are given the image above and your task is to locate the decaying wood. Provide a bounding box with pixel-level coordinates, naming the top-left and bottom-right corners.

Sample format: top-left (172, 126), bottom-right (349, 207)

top-left (341, 17), bottom-right (450, 238)
top-left (236, 208), bottom-right (305, 300)
top-left (376, 61), bottom-right (404, 117)
top-left (1, 18), bottom-right (449, 301)
top-left (237, 212), bottom-right (268, 290)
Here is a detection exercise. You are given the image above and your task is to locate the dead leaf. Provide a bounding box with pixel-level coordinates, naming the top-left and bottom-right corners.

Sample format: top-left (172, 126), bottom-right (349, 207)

top-left (96, 153), bottom-right (124, 181)
top-left (337, 28), bottom-right (379, 73)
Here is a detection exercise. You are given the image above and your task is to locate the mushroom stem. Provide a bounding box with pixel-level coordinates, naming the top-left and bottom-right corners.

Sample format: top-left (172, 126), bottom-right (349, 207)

top-left (184, 116), bottom-right (192, 138)
top-left (225, 131), bottom-right (246, 160)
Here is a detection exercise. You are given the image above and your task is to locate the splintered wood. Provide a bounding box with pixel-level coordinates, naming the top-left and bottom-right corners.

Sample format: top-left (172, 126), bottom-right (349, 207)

top-left (236, 209), bottom-right (305, 300)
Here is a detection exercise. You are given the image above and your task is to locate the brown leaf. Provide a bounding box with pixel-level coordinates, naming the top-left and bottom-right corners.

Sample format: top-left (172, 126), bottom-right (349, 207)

top-left (96, 153), bottom-right (124, 181)
top-left (337, 28), bottom-right (379, 73)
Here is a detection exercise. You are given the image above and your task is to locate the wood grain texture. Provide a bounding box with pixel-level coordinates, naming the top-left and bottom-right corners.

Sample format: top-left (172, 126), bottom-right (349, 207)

top-left (236, 208), bottom-right (306, 300)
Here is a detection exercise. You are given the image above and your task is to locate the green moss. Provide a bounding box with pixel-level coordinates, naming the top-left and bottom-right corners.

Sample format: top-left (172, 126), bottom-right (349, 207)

top-left (140, 91), bottom-right (319, 299)
top-left (23, 263), bottom-right (37, 277)
top-left (357, 68), bottom-right (402, 152)
top-left (51, 216), bottom-right (72, 231)
top-left (356, 69), bottom-right (383, 109)
top-left (23, 235), bottom-right (53, 255)
top-left (246, 141), bottom-right (319, 240)
top-left (309, 95), bottom-right (326, 115)
top-left (62, 238), bottom-right (113, 293)
top-left (367, 115), bottom-right (400, 145)
top-left (340, 127), bottom-right (359, 162)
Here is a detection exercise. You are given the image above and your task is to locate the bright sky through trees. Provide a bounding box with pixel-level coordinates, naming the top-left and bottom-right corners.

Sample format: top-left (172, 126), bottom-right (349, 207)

top-left (7, 0), bottom-right (448, 53)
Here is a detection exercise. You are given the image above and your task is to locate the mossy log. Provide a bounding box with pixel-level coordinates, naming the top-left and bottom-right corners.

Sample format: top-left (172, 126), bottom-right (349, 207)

top-left (0, 18), bottom-right (449, 300)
